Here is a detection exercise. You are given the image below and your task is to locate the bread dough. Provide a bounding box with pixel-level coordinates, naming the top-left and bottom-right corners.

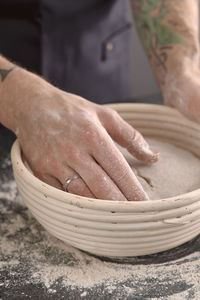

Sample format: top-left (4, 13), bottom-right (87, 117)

top-left (118, 138), bottom-right (200, 200)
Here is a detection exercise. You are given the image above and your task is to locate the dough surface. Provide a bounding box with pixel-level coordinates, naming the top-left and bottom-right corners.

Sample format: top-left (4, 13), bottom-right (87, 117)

top-left (118, 138), bottom-right (200, 200)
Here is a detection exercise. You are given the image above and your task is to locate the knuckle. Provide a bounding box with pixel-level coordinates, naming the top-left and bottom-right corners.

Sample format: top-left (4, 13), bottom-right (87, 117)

top-left (84, 122), bottom-right (102, 146)
top-left (65, 145), bottom-right (82, 165)
top-left (103, 107), bottom-right (119, 120)
top-left (132, 131), bottom-right (147, 149)
top-left (110, 109), bottom-right (120, 118)
top-left (132, 129), bottom-right (141, 141)
top-left (126, 129), bottom-right (149, 155)
top-left (127, 130), bottom-right (137, 147)
top-left (84, 121), bottom-right (96, 136)
top-left (117, 168), bottom-right (130, 183)
top-left (127, 129), bottom-right (140, 145)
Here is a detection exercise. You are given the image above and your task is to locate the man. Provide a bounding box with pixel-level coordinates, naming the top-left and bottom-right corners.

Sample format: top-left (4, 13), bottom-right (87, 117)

top-left (0, 0), bottom-right (198, 201)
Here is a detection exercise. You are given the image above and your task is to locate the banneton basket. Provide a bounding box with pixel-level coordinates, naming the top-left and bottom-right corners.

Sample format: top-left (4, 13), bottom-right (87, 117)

top-left (11, 104), bottom-right (200, 257)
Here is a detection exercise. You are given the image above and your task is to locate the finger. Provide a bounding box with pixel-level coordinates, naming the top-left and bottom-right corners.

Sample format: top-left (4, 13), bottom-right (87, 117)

top-left (25, 152), bottom-right (95, 197)
top-left (56, 165), bottom-right (95, 198)
top-left (91, 131), bottom-right (149, 201)
top-left (70, 155), bottom-right (128, 201)
top-left (23, 155), bottom-right (63, 190)
top-left (100, 108), bottom-right (159, 163)
top-left (39, 174), bottom-right (63, 190)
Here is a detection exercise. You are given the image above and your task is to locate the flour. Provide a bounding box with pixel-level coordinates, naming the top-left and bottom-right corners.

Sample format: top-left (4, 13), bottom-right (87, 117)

top-left (0, 179), bottom-right (17, 201)
top-left (1, 193), bottom-right (200, 299)
top-left (119, 138), bottom-right (200, 200)
top-left (163, 74), bottom-right (186, 111)
top-left (2, 145), bottom-right (200, 299)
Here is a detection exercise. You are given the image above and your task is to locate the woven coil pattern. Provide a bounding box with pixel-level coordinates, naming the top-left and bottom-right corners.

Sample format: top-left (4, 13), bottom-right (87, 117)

top-left (11, 104), bottom-right (200, 257)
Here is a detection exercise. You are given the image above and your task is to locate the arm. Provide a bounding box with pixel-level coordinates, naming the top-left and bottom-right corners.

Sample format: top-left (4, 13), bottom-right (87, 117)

top-left (132, 0), bottom-right (200, 121)
top-left (0, 56), bottom-right (52, 133)
top-left (0, 55), bottom-right (158, 201)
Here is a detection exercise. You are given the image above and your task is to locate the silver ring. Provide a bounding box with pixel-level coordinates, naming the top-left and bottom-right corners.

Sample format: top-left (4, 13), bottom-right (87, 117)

top-left (63, 174), bottom-right (80, 192)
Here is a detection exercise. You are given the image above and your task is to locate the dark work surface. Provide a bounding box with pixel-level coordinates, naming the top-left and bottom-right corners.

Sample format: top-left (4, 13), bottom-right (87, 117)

top-left (1, 108), bottom-right (200, 300)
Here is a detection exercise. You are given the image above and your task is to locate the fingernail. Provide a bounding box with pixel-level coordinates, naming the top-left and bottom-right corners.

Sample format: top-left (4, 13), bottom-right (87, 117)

top-left (143, 146), bottom-right (159, 162)
top-left (151, 148), bottom-right (160, 160)
top-left (151, 147), bottom-right (159, 157)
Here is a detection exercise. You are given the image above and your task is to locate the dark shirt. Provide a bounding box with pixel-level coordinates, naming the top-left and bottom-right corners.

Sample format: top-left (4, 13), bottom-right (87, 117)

top-left (0, 0), bottom-right (134, 104)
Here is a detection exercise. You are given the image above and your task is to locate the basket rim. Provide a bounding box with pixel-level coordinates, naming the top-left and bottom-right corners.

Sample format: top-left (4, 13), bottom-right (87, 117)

top-left (11, 103), bottom-right (200, 212)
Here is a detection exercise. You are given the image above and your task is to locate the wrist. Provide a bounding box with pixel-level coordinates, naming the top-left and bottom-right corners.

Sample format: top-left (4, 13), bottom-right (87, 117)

top-left (161, 60), bottom-right (200, 113)
top-left (161, 56), bottom-right (198, 94)
top-left (0, 66), bottom-right (53, 133)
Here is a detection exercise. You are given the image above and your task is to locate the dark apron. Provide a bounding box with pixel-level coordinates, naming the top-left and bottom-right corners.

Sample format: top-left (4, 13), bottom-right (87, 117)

top-left (0, 0), bottom-right (134, 104)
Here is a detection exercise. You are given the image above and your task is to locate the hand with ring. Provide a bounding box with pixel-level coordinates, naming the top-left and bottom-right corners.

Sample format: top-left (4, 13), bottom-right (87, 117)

top-left (10, 70), bottom-right (158, 201)
top-left (63, 174), bottom-right (80, 192)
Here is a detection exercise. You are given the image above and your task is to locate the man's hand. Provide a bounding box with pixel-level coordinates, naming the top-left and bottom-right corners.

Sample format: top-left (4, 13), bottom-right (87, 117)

top-left (16, 90), bottom-right (158, 201)
top-left (0, 57), bottom-right (158, 201)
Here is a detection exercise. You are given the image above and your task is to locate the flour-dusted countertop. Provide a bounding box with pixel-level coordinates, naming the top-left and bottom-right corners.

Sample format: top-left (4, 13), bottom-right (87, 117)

top-left (1, 126), bottom-right (200, 300)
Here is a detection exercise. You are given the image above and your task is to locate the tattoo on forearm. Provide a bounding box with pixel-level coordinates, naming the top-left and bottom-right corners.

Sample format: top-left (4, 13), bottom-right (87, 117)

top-left (0, 65), bottom-right (17, 82)
top-left (131, 0), bottom-right (185, 75)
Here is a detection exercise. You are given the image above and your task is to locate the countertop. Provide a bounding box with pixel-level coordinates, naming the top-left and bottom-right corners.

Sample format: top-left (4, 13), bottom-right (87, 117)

top-left (1, 125), bottom-right (200, 300)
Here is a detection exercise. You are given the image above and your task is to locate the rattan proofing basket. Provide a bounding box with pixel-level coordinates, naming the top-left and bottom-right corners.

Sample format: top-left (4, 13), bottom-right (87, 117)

top-left (11, 103), bottom-right (200, 257)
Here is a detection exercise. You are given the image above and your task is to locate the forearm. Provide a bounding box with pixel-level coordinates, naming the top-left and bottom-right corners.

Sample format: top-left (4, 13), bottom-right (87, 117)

top-left (0, 55), bottom-right (51, 133)
top-left (131, 0), bottom-right (199, 89)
